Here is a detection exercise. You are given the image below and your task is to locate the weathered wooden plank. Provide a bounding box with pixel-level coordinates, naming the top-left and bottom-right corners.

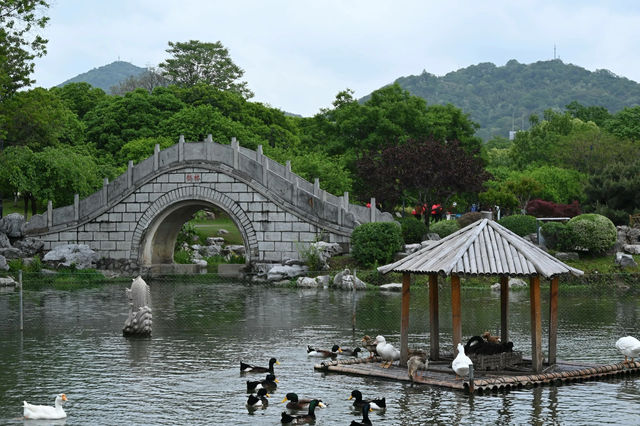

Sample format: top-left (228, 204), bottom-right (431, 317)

top-left (548, 276), bottom-right (559, 365)
top-left (530, 275), bottom-right (542, 372)
top-left (451, 274), bottom-right (462, 353)
top-left (429, 273), bottom-right (440, 361)
top-left (400, 272), bottom-right (411, 366)
top-left (500, 275), bottom-right (509, 343)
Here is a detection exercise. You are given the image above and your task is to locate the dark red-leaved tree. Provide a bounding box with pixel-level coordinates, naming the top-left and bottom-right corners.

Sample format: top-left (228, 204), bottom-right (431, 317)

top-left (356, 138), bottom-right (491, 225)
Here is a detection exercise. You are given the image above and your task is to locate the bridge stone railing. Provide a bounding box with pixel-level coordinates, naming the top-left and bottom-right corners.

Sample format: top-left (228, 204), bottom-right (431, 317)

top-left (25, 136), bottom-right (393, 237)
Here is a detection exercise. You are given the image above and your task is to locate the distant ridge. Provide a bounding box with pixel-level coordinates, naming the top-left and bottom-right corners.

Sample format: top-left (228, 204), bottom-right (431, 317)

top-left (57, 61), bottom-right (146, 93)
top-left (382, 59), bottom-right (640, 140)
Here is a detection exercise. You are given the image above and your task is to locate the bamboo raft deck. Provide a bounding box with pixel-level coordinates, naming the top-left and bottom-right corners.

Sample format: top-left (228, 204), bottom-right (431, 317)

top-left (314, 356), bottom-right (640, 394)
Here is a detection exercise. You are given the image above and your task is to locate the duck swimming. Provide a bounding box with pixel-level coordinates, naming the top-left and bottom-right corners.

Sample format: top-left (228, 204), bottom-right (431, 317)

top-left (247, 373), bottom-right (278, 393)
top-left (240, 357), bottom-right (280, 374)
top-left (349, 390), bottom-right (386, 411)
top-left (281, 399), bottom-right (322, 424)
top-left (350, 402), bottom-right (373, 426)
top-left (281, 393), bottom-right (326, 412)
top-left (307, 344), bottom-right (341, 358)
top-left (452, 343), bottom-right (473, 379)
top-left (340, 347), bottom-right (362, 357)
top-left (23, 393), bottom-right (67, 420)
top-left (246, 388), bottom-right (269, 409)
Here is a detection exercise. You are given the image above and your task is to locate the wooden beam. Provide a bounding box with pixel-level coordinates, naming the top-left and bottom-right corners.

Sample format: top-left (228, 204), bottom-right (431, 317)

top-left (429, 273), bottom-right (440, 360)
top-left (500, 275), bottom-right (509, 344)
top-left (530, 275), bottom-right (542, 372)
top-left (451, 274), bottom-right (462, 355)
top-left (400, 272), bottom-right (411, 366)
top-left (548, 276), bottom-right (559, 365)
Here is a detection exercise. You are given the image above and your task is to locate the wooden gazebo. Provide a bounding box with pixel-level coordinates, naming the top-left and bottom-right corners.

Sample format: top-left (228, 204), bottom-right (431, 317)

top-left (377, 218), bottom-right (583, 373)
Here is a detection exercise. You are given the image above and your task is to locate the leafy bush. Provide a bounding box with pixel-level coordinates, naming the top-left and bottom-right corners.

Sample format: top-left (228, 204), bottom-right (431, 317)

top-left (298, 243), bottom-right (325, 271)
top-left (430, 220), bottom-right (460, 238)
top-left (398, 217), bottom-right (428, 244)
top-left (498, 214), bottom-right (538, 237)
top-left (174, 249), bottom-right (192, 264)
top-left (457, 212), bottom-right (483, 228)
top-left (590, 203), bottom-right (632, 226)
top-left (526, 199), bottom-right (581, 218)
top-left (540, 222), bottom-right (576, 250)
top-left (175, 222), bottom-right (199, 248)
top-left (566, 213), bottom-right (617, 253)
top-left (351, 222), bottom-right (403, 267)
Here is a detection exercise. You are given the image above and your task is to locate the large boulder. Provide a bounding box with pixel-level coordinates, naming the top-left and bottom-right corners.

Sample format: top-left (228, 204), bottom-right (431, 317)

top-left (266, 264), bottom-right (308, 281)
top-left (12, 237), bottom-right (44, 256)
top-left (0, 232), bottom-right (10, 248)
top-left (0, 213), bottom-right (25, 238)
top-left (616, 252), bottom-right (638, 269)
top-left (332, 268), bottom-right (367, 290)
top-left (0, 255), bottom-right (8, 271)
top-left (43, 244), bottom-right (99, 269)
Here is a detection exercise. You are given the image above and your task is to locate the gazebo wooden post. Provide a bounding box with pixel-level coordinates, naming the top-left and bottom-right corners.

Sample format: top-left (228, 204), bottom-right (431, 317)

top-left (548, 276), bottom-right (559, 365)
top-left (529, 275), bottom-right (543, 372)
top-left (400, 272), bottom-right (411, 366)
top-left (500, 275), bottom-right (509, 344)
top-left (429, 273), bottom-right (440, 360)
top-left (451, 274), bottom-right (462, 355)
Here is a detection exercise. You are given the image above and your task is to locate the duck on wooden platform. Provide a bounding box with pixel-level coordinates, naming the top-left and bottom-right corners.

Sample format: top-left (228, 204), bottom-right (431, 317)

top-left (307, 344), bottom-right (342, 358)
top-left (452, 343), bottom-right (473, 380)
top-left (375, 335), bottom-right (400, 368)
top-left (281, 393), bottom-right (326, 412)
top-left (23, 394), bottom-right (68, 420)
top-left (349, 390), bottom-right (386, 411)
top-left (361, 335), bottom-right (378, 358)
top-left (616, 336), bottom-right (640, 364)
top-left (408, 355), bottom-right (429, 383)
top-left (246, 388), bottom-right (269, 409)
top-left (350, 402), bottom-right (373, 426)
top-left (240, 357), bottom-right (280, 374)
top-left (247, 373), bottom-right (278, 393)
top-left (280, 399), bottom-right (322, 424)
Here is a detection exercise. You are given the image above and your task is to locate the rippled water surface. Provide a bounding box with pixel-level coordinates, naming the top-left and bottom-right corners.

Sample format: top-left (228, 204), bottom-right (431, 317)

top-left (1, 280), bottom-right (639, 425)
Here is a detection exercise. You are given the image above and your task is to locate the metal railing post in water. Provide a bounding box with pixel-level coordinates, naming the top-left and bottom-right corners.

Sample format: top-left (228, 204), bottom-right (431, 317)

top-left (19, 270), bottom-right (23, 331)
top-left (352, 269), bottom-right (357, 332)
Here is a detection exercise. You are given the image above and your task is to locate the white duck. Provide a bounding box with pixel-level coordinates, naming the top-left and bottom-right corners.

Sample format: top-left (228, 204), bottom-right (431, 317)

top-left (615, 336), bottom-right (640, 364)
top-left (23, 393), bottom-right (68, 420)
top-left (375, 335), bottom-right (400, 368)
top-left (452, 343), bottom-right (473, 380)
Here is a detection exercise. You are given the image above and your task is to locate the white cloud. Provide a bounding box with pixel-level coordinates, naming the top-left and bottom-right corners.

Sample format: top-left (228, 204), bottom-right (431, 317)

top-left (32, 0), bottom-right (640, 116)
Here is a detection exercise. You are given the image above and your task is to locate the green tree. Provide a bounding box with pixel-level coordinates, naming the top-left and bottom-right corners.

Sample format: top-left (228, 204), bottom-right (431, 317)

top-left (0, 87), bottom-right (85, 150)
top-left (51, 82), bottom-right (107, 119)
top-left (565, 101), bottom-right (611, 127)
top-left (0, 0), bottom-right (49, 100)
top-left (585, 159), bottom-right (640, 223)
top-left (116, 136), bottom-right (174, 167)
top-left (110, 67), bottom-right (169, 95)
top-left (605, 106), bottom-right (640, 141)
top-left (159, 40), bottom-right (253, 98)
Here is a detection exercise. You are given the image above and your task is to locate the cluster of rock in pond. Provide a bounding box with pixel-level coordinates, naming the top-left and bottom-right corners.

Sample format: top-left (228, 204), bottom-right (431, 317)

top-left (2, 211), bottom-right (640, 289)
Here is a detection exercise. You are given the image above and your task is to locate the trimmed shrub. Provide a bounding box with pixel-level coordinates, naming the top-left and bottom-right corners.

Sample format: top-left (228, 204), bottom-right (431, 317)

top-left (498, 215), bottom-right (538, 237)
top-left (457, 212), bottom-right (483, 228)
top-left (540, 221), bottom-right (576, 250)
top-left (351, 222), bottom-right (403, 267)
top-left (398, 216), bottom-right (428, 244)
top-left (526, 199), bottom-right (581, 218)
top-left (430, 220), bottom-right (460, 238)
top-left (566, 213), bottom-right (617, 253)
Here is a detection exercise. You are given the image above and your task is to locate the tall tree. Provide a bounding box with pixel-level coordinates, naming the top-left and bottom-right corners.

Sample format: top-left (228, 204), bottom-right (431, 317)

top-left (159, 40), bottom-right (253, 99)
top-left (110, 67), bottom-right (169, 95)
top-left (0, 0), bottom-right (49, 101)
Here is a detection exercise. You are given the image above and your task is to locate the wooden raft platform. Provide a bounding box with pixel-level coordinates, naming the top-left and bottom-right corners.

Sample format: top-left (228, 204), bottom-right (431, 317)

top-left (314, 356), bottom-right (640, 394)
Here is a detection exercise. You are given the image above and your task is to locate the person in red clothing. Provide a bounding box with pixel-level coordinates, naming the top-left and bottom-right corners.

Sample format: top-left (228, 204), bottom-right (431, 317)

top-left (431, 204), bottom-right (443, 222)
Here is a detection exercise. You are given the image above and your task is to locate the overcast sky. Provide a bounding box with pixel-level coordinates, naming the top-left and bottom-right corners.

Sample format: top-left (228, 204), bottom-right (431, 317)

top-left (31, 0), bottom-right (640, 116)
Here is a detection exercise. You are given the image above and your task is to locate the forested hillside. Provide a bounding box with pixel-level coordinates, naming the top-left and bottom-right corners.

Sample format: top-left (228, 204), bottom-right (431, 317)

top-left (56, 61), bottom-right (146, 93)
top-left (392, 59), bottom-right (640, 140)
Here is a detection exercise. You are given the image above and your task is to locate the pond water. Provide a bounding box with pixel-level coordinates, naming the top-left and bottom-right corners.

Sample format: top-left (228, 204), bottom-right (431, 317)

top-left (1, 279), bottom-right (639, 425)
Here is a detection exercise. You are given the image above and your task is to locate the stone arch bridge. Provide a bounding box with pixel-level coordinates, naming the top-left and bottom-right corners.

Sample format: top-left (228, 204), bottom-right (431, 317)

top-left (25, 137), bottom-right (393, 272)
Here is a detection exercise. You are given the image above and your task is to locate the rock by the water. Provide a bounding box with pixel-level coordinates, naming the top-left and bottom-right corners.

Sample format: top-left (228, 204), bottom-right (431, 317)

top-left (380, 283), bottom-right (402, 292)
top-left (267, 264), bottom-right (308, 281)
top-left (296, 276), bottom-right (322, 287)
top-left (623, 244), bottom-right (640, 255)
top-left (555, 252), bottom-right (579, 261)
top-left (0, 247), bottom-right (21, 259)
top-left (12, 237), bottom-right (44, 256)
top-left (0, 255), bottom-right (8, 271)
top-left (0, 276), bottom-right (18, 286)
top-left (332, 268), bottom-right (367, 290)
top-left (0, 213), bottom-right (25, 238)
top-left (490, 278), bottom-right (528, 291)
top-left (123, 276), bottom-right (152, 337)
top-left (43, 244), bottom-right (99, 269)
top-left (616, 252), bottom-right (638, 269)
top-left (0, 232), bottom-right (10, 249)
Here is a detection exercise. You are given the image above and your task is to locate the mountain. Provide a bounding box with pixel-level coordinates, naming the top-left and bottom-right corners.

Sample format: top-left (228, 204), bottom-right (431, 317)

top-left (57, 61), bottom-right (146, 93)
top-left (389, 59), bottom-right (640, 141)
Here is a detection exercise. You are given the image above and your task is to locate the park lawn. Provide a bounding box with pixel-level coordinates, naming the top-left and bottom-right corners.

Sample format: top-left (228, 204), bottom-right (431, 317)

top-left (191, 214), bottom-right (243, 246)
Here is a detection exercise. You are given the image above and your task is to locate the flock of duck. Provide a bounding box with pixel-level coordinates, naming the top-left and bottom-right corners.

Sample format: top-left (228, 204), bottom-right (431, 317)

top-left (241, 335), bottom-right (395, 424)
top-left (20, 335), bottom-right (640, 421)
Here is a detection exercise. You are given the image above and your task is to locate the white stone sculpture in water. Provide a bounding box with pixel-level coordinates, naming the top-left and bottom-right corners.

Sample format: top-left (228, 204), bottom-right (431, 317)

top-left (123, 276), bottom-right (152, 337)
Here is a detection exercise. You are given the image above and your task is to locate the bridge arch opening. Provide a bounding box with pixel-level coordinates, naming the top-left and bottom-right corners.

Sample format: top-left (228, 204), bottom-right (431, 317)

top-left (138, 199), bottom-right (251, 267)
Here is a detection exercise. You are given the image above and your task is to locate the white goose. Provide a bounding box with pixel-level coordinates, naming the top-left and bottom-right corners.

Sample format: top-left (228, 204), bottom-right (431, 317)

top-left (452, 343), bottom-right (473, 380)
top-left (375, 335), bottom-right (400, 368)
top-left (23, 393), bottom-right (68, 420)
top-left (615, 336), bottom-right (640, 364)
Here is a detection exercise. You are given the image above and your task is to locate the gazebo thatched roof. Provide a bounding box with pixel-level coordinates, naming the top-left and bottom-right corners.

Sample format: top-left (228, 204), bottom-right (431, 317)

top-left (378, 218), bottom-right (583, 279)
